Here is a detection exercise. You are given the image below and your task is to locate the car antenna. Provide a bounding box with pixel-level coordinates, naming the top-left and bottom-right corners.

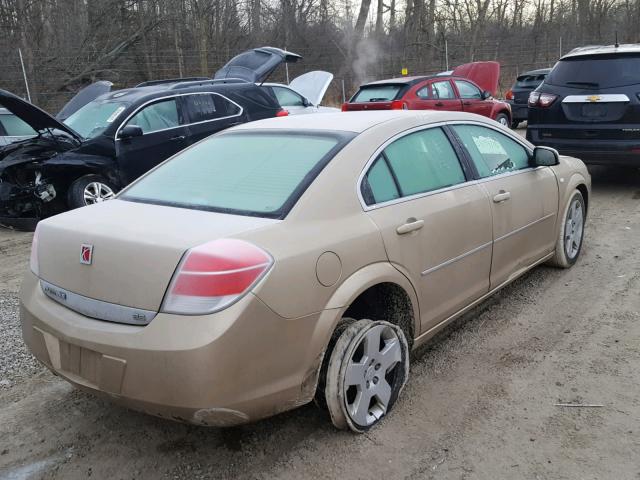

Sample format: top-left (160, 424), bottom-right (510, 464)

top-left (615, 31), bottom-right (619, 48)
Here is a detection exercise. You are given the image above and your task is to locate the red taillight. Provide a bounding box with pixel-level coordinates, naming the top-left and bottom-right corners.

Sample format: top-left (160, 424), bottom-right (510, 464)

top-left (505, 89), bottom-right (514, 100)
top-left (276, 109), bottom-right (289, 117)
top-left (162, 239), bottom-right (272, 315)
top-left (341, 103), bottom-right (349, 111)
top-left (529, 92), bottom-right (557, 108)
top-left (390, 100), bottom-right (408, 110)
top-left (30, 224), bottom-right (40, 276)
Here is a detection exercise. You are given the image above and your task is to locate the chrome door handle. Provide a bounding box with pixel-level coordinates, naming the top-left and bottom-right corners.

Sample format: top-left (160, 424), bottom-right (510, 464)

top-left (170, 135), bottom-right (186, 141)
top-left (493, 191), bottom-right (511, 203)
top-left (396, 219), bottom-right (424, 235)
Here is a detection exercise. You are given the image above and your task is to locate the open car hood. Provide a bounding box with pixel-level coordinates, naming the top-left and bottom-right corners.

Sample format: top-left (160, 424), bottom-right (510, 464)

top-left (214, 47), bottom-right (302, 83)
top-left (57, 81), bottom-right (113, 121)
top-left (452, 61), bottom-right (500, 96)
top-left (289, 71), bottom-right (333, 106)
top-left (0, 89), bottom-right (81, 141)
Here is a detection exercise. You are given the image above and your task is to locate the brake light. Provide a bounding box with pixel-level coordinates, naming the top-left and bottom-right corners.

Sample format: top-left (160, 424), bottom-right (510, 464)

top-left (341, 103), bottom-right (349, 112)
top-left (505, 89), bottom-right (514, 100)
top-left (276, 109), bottom-right (289, 117)
top-left (391, 100), bottom-right (408, 110)
top-left (529, 92), bottom-right (558, 108)
top-left (162, 239), bottom-right (272, 315)
top-left (29, 224), bottom-right (40, 276)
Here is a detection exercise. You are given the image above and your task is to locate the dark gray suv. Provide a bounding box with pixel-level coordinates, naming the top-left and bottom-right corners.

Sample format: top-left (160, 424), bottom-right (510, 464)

top-left (527, 44), bottom-right (640, 166)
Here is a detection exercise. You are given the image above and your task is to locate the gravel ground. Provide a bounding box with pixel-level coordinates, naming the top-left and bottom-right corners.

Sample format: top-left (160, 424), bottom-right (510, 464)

top-left (0, 162), bottom-right (639, 480)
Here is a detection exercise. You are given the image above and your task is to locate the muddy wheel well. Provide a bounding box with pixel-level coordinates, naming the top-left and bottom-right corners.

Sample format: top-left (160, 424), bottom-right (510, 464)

top-left (576, 183), bottom-right (589, 213)
top-left (342, 283), bottom-right (415, 348)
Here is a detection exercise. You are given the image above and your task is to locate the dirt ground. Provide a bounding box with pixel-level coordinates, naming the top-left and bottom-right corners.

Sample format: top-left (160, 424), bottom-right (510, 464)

top-left (1, 163), bottom-right (639, 480)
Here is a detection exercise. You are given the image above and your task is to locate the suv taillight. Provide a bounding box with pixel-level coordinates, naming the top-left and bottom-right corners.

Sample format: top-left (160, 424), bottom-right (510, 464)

top-left (162, 239), bottom-right (272, 315)
top-left (30, 224), bottom-right (40, 276)
top-left (529, 92), bottom-right (558, 108)
top-left (276, 109), bottom-right (289, 117)
top-left (505, 89), bottom-right (514, 100)
top-left (391, 100), bottom-right (408, 110)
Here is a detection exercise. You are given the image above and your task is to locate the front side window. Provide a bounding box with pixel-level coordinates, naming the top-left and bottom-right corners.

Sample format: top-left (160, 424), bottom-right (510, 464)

top-left (121, 132), bottom-right (346, 218)
top-left (454, 80), bottom-right (482, 99)
top-left (184, 94), bottom-right (241, 124)
top-left (64, 100), bottom-right (130, 139)
top-left (431, 81), bottom-right (456, 99)
top-left (273, 87), bottom-right (305, 107)
top-left (125, 98), bottom-right (180, 134)
top-left (452, 125), bottom-right (530, 177)
top-left (0, 114), bottom-right (36, 136)
top-left (361, 127), bottom-right (466, 205)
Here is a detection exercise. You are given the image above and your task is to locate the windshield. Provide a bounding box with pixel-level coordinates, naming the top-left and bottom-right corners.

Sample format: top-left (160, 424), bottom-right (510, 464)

top-left (64, 100), bottom-right (129, 139)
top-left (352, 85), bottom-right (404, 102)
top-left (0, 114), bottom-right (36, 136)
top-left (547, 54), bottom-right (640, 88)
top-left (121, 131), bottom-right (349, 218)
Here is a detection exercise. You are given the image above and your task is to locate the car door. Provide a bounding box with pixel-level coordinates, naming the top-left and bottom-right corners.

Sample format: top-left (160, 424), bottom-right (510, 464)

top-left (454, 80), bottom-right (493, 118)
top-left (362, 126), bottom-right (493, 333)
top-left (116, 97), bottom-right (188, 185)
top-left (450, 123), bottom-right (559, 289)
top-left (412, 80), bottom-right (463, 111)
top-left (182, 92), bottom-right (243, 143)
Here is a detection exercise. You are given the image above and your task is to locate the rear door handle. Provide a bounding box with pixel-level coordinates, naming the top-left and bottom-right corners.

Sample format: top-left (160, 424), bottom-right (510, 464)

top-left (170, 135), bottom-right (186, 141)
top-left (396, 219), bottom-right (424, 235)
top-left (493, 191), bottom-right (511, 203)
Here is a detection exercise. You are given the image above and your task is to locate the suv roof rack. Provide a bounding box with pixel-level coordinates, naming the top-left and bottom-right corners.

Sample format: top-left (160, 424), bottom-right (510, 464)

top-left (169, 78), bottom-right (249, 90)
top-left (135, 77), bottom-right (211, 88)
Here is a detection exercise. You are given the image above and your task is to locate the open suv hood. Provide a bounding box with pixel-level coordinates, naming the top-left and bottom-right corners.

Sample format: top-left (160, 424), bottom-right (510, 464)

top-left (452, 61), bottom-right (500, 97)
top-left (0, 89), bottom-right (82, 141)
top-left (214, 47), bottom-right (302, 84)
top-left (57, 81), bottom-right (113, 121)
top-left (289, 71), bottom-right (333, 106)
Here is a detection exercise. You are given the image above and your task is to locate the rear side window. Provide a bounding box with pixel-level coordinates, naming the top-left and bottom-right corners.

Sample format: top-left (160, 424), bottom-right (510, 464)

top-left (452, 125), bottom-right (530, 177)
top-left (272, 87), bottom-right (305, 107)
top-left (184, 94), bottom-right (241, 123)
top-left (352, 85), bottom-right (403, 102)
top-left (122, 132), bottom-right (347, 218)
top-left (0, 114), bottom-right (36, 136)
top-left (515, 74), bottom-right (547, 88)
top-left (547, 55), bottom-right (640, 88)
top-left (126, 98), bottom-right (180, 134)
top-left (362, 128), bottom-right (466, 205)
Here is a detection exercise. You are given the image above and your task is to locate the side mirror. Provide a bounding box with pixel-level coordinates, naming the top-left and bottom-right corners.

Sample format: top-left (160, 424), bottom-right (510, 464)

top-left (119, 125), bottom-right (143, 140)
top-left (481, 90), bottom-right (492, 100)
top-left (532, 146), bottom-right (560, 166)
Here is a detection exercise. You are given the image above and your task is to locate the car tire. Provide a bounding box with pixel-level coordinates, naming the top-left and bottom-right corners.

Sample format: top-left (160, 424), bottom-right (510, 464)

top-left (495, 113), bottom-right (510, 127)
top-left (511, 120), bottom-right (520, 129)
top-left (547, 189), bottom-right (586, 268)
top-left (323, 319), bottom-right (409, 433)
top-left (67, 175), bottom-right (117, 209)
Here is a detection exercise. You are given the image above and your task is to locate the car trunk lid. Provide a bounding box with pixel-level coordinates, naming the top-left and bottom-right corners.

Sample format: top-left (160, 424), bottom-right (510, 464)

top-left (561, 93), bottom-right (632, 122)
top-left (36, 199), bottom-right (278, 315)
top-left (214, 46), bottom-right (302, 84)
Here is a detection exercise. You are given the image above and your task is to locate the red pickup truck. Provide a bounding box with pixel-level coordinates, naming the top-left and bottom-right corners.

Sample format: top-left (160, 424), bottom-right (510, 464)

top-left (343, 61), bottom-right (512, 127)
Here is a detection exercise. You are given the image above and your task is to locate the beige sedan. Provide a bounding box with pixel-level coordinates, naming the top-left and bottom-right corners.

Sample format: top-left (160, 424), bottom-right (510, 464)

top-left (20, 111), bottom-right (590, 432)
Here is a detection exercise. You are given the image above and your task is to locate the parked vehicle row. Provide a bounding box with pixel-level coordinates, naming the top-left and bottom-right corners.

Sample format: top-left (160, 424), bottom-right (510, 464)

top-left (21, 110), bottom-right (591, 432)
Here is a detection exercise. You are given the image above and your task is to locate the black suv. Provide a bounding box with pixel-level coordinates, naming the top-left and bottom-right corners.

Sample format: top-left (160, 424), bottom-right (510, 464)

top-left (527, 44), bottom-right (640, 166)
top-left (0, 48), bottom-right (300, 229)
top-left (505, 68), bottom-right (550, 128)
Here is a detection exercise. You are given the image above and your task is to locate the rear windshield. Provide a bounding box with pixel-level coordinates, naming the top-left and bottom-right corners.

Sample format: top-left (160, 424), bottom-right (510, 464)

top-left (121, 131), bottom-right (350, 218)
top-left (546, 54), bottom-right (640, 88)
top-left (515, 74), bottom-right (547, 88)
top-left (352, 85), bottom-right (404, 102)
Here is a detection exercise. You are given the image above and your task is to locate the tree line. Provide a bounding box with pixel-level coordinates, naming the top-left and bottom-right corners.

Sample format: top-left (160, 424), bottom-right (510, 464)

top-left (0, 0), bottom-right (638, 111)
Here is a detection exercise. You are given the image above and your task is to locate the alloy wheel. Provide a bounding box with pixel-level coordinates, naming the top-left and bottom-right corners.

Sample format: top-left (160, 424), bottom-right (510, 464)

top-left (83, 182), bottom-right (115, 205)
top-left (564, 197), bottom-right (584, 260)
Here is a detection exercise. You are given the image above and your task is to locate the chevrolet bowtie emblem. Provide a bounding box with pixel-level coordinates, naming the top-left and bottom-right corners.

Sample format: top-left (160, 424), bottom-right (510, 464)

top-left (587, 95), bottom-right (601, 102)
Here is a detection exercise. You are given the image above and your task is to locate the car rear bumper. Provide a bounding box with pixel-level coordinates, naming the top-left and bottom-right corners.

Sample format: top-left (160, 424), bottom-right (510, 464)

top-left (505, 101), bottom-right (529, 121)
top-left (527, 125), bottom-right (640, 165)
top-left (20, 270), bottom-right (326, 426)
